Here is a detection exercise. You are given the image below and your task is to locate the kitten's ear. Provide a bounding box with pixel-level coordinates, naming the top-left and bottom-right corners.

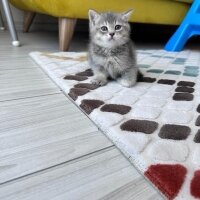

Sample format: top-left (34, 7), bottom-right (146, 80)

top-left (88, 9), bottom-right (100, 25)
top-left (121, 9), bottom-right (133, 21)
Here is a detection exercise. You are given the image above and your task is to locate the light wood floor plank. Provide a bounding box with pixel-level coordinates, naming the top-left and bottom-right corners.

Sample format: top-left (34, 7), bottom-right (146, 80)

top-left (0, 30), bottom-right (162, 199)
top-left (0, 93), bottom-right (112, 183)
top-left (0, 31), bottom-right (58, 51)
top-left (0, 147), bottom-right (162, 200)
top-left (0, 68), bottom-right (60, 101)
top-left (0, 57), bottom-right (37, 70)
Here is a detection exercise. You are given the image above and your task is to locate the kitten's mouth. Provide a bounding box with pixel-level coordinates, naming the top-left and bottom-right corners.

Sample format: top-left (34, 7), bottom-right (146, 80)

top-left (109, 38), bottom-right (115, 41)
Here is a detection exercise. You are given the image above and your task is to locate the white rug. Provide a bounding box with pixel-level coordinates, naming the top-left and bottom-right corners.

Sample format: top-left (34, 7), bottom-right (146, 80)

top-left (30, 49), bottom-right (200, 200)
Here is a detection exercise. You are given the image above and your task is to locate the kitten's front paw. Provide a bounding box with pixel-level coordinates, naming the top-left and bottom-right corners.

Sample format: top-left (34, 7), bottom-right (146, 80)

top-left (91, 77), bottom-right (107, 86)
top-left (117, 78), bottom-right (136, 87)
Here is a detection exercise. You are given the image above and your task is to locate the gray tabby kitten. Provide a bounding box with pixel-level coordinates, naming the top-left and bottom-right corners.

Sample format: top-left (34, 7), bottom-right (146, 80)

top-left (88, 9), bottom-right (139, 87)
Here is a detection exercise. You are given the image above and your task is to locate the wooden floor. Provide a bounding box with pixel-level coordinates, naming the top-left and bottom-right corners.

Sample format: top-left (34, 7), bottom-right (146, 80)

top-left (0, 30), bottom-right (162, 200)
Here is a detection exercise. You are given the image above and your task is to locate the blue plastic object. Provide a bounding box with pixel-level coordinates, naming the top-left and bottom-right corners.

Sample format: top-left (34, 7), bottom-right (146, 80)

top-left (165, 0), bottom-right (200, 52)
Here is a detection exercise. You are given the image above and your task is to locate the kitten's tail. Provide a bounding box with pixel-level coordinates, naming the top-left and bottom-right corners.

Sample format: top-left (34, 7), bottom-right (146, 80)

top-left (137, 70), bottom-right (143, 82)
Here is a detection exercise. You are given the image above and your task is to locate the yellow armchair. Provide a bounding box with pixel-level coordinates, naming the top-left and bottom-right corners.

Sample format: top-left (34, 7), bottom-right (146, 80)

top-left (10, 0), bottom-right (191, 51)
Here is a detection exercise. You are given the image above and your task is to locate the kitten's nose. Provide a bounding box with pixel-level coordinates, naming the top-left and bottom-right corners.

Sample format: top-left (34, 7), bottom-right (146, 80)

top-left (109, 33), bottom-right (115, 37)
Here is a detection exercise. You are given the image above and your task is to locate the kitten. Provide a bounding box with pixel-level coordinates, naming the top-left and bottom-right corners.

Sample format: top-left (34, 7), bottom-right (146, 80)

top-left (88, 9), bottom-right (140, 87)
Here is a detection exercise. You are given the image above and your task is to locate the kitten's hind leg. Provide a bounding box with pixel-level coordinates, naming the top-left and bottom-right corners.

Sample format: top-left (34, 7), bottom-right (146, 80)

top-left (91, 67), bottom-right (108, 86)
top-left (117, 68), bottom-right (138, 87)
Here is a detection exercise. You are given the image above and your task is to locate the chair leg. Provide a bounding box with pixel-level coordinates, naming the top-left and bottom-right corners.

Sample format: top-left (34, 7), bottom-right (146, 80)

top-left (58, 17), bottom-right (77, 51)
top-left (165, 0), bottom-right (200, 51)
top-left (2, 0), bottom-right (20, 46)
top-left (23, 11), bottom-right (36, 32)
top-left (0, 10), bottom-right (5, 30)
top-left (164, 24), bottom-right (193, 52)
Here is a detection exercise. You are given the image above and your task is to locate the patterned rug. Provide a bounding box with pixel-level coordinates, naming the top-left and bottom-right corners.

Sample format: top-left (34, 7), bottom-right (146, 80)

top-left (30, 49), bottom-right (200, 200)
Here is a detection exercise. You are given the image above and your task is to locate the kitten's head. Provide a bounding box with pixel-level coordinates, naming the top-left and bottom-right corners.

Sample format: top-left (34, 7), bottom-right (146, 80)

top-left (88, 10), bottom-right (133, 48)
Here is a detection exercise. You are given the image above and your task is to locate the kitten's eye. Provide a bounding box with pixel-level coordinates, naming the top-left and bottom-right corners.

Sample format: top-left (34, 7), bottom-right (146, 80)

top-left (115, 25), bottom-right (122, 31)
top-left (100, 26), bottom-right (108, 32)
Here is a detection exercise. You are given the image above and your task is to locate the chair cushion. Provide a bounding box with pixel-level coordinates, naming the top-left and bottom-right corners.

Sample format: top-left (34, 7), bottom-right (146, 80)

top-left (10, 0), bottom-right (190, 25)
top-left (174, 0), bottom-right (193, 4)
